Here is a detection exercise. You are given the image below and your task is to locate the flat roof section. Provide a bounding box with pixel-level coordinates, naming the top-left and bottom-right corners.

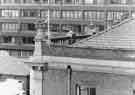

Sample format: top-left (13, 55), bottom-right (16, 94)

top-left (0, 51), bottom-right (29, 76)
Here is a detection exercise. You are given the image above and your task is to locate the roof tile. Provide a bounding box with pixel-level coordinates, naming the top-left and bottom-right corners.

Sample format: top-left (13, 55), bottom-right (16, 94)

top-left (74, 18), bottom-right (135, 50)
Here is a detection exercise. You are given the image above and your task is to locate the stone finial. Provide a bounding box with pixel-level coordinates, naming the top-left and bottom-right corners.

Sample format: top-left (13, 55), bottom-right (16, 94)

top-left (34, 20), bottom-right (45, 56)
top-left (34, 19), bottom-right (52, 56)
top-left (35, 28), bottom-right (45, 41)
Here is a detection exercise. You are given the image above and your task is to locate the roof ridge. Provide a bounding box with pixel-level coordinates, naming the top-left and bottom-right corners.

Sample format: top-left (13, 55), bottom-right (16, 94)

top-left (74, 17), bottom-right (134, 45)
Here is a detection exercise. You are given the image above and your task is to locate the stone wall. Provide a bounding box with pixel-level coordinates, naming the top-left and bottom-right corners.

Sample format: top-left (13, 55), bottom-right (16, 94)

top-left (42, 44), bottom-right (135, 61)
top-left (72, 71), bottom-right (135, 95)
top-left (43, 69), bottom-right (67, 95)
top-left (42, 69), bottom-right (135, 95)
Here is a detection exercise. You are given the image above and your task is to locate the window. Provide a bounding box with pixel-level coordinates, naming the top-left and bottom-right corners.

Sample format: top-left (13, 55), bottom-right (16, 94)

top-left (51, 10), bottom-right (60, 18)
top-left (43, 0), bottom-right (48, 3)
top-left (107, 11), bottom-right (126, 24)
top-left (121, 0), bottom-right (127, 4)
top-left (14, 0), bottom-right (22, 3)
top-left (76, 84), bottom-right (96, 95)
top-left (0, 0), bottom-right (22, 4)
top-left (98, 25), bottom-right (104, 31)
top-left (84, 11), bottom-right (98, 20)
top-left (50, 24), bottom-right (59, 32)
top-left (33, 0), bottom-right (41, 3)
top-left (9, 50), bottom-right (20, 57)
top-left (65, 0), bottom-right (72, 3)
top-left (1, 9), bottom-right (19, 17)
top-left (34, 0), bottom-right (40, 2)
top-left (22, 9), bottom-right (38, 17)
top-left (96, 0), bottom-right (105, 4)
top-left (1, 0), bottom-right (12, 4)
top-left (20, 23), bottom-right (28, 31)
top-left (110, 0), bottom-right (121, 4)
top-left (22, 37), bottom-right (34, 44)
top-left (131, 0), bottom-right (135, 4)
top-left (41, 10), bottom-right (48, 18)
top-left (62, 24), bottom-right (72, 32)
top-left (20, 51), bottom-right (33, 57)
top-left (28, 23), bottom-right (36, 31)
top-left (3, 36), bottom-right (12, 43)
top-left (74, 0), bottom-right (83, 4)
top-left (1, 23), bottom-right (18, 32)
top-left (133, 90), bottom-right (135, 95)
top-left (66, 0), bottom-right (71, 2)
top-left (55, 0), bottom-right (62, 4)
top-left (8, 50), bottom-right (33, 57)
top-left (21, 23), bottom-right (36, 31)
top-left (85, 0), bottom-right (94, 4)
top-left (23, 0), bottom-right (33, 3)
top-left (96, 11), bottom-right (105, 20)
top-left (74, 11), bottom-right (82, 19)
top-left (62, 11), bottom-right (82, 19)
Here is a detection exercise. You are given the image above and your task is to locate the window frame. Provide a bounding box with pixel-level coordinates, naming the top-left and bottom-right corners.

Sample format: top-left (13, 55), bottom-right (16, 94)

top-left (75, 84), bottom-right (96, 95)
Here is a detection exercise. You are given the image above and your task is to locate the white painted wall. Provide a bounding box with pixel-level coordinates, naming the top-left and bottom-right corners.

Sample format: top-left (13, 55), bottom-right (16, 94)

top-left (0, 78), bottom-right (26, 95)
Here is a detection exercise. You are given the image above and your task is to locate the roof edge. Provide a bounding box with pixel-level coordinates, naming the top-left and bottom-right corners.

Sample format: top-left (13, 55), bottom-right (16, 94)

top-left (74, 17), bottom-right (134, 46)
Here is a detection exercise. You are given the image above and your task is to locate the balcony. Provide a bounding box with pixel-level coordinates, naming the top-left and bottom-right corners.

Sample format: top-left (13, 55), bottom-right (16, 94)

top-left (0, 4), bottom-right (134, 11)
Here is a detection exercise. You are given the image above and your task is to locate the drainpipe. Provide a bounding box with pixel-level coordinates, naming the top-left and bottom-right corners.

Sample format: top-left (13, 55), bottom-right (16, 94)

top-left (26, 75), bottom-right (30, 95)
top-left (67, 65), bottom-right (72, 95)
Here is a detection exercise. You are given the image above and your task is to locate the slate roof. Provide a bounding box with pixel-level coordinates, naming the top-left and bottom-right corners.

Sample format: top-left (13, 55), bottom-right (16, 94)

top-left (0, 51), bottom-right (29, 76)
top-left (73, 18), bottom-right (135, 50)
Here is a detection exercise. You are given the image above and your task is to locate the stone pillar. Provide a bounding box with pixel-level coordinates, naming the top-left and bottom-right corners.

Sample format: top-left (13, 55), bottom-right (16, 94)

top-left (82, 0), bottom-right (85, 4)
top-left (0, 36), bottom-right (4, 43)
top-left (34, 20), bottom-right (46, 56)
top-left (34, 28), bottom-right (44, 56)
top-left (81, 25), bottom-right (85, 34)
top-left (30, 63), bottom-right (48, 95)
top-left (67, 65), bottom-right (72, 95)
top-left (62, 0), bottom-right (65, 4)
top-left (59, 24), bottom-right (62, 32)
top-left (15, 37), bottom-right (22, 45)
top-left (11, 37), bottom-right (16, 44)
top-left (104, 10), bottom-right (108, 30)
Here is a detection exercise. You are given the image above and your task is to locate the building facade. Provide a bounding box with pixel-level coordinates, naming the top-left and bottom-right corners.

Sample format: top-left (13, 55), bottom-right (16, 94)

top-left (0, 51), bottom-right (29, 95)
top-left (0, 0), bottom-right (135, 57)
top-left (26, 17), bottom-right (135, 95)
